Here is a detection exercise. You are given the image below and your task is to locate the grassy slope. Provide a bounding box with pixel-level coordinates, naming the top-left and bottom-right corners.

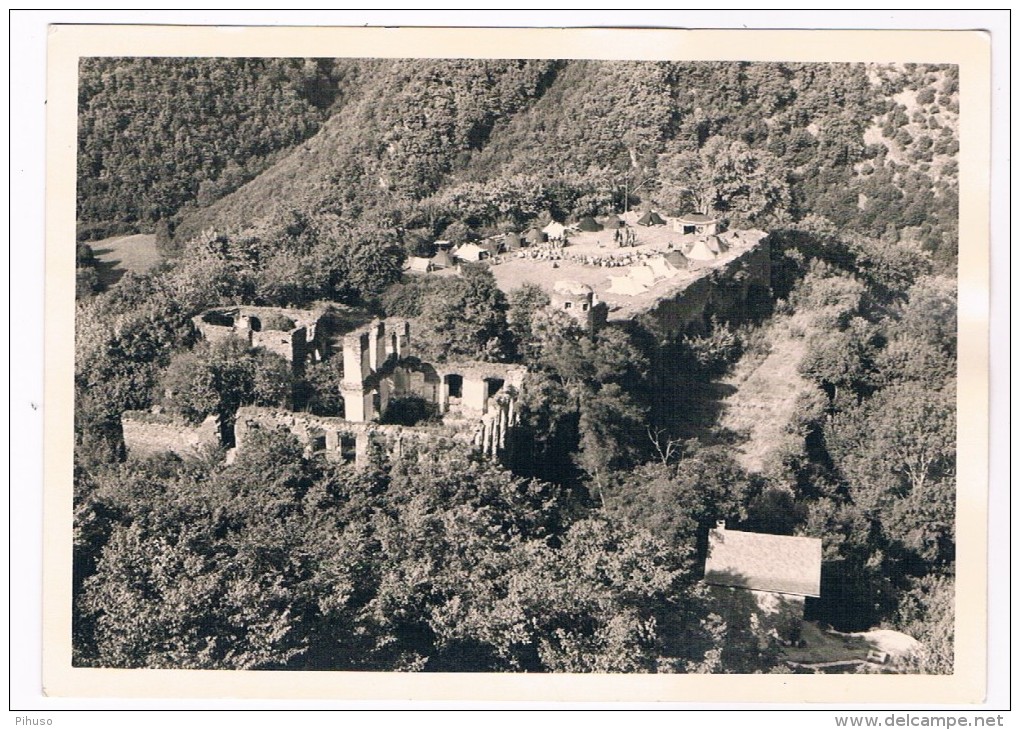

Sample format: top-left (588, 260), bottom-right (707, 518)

top-left (89, 233), bottom-right (162, 288)
top-left (718, 314), bottom-right (812, 474)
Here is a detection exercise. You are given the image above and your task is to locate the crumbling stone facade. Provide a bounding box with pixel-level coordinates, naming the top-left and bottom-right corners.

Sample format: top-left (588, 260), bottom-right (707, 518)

top-left (339, 318), bottom-right (410, 422)
top-left (192, 305), bottom-right (330, 372)
top-left (338, 317), bottom-right (526, 427)
top-left (232, 406), bottom-right (463, 468)
top-left (233, 392), bottom-right (521, 468)
top-left (121, 410), bottom-right (220, 460)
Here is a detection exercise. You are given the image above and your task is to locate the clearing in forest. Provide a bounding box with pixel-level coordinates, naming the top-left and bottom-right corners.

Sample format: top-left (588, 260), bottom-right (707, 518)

top-left (89, 233), bottom-right (162, 287)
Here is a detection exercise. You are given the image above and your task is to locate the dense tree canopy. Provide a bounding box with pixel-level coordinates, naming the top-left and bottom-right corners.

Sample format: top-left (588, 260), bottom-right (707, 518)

top-left (77, 57), bottom-right (344, 234)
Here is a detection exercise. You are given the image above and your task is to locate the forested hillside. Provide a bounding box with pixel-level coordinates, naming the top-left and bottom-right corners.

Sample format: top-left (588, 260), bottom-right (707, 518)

top-left (76, 57), bottom-right (348, 239)
top-left (77, 59), bottom-right (958, 270)
top-left (168, 59), bottom-right (561, 245)
top-left (159, 60), bottom-right (958, 271)
top-left (74, 58), bottom-right (959, 674)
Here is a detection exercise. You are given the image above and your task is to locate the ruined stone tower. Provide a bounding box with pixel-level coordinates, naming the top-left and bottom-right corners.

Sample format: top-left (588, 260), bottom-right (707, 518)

top-left (550, 279), bottom-right (607, 333)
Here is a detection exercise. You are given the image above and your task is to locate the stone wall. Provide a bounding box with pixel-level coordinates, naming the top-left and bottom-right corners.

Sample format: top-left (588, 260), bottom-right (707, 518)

top-left (132, 314), bottom-right (525, 465)
top-left (251, 327), bottom-right (304, 365)
top-left (192, 305), bottom-right (328, 371)
top-left (471, 392), bottom-right (520, 458)
top-left (636, 236), bottom-right (772, 338)
top-left (122, 411), bottom-right (221, 460)
top-left (233, 406), bottom-right (474, 468)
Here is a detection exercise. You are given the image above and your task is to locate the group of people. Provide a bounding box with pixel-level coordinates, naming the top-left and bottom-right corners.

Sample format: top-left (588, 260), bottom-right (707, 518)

top-left (489, 240), bottom-right (569, 264)
top-left (611, 226), bottom-right (639, 247)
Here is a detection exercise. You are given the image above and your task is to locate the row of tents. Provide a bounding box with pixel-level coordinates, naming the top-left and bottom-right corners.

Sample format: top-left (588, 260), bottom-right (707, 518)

top-left (607, 253), bottom-right (687, 296)
top-left (603, 228), bottom-right (769, 296)
top-left (542, 212), bottom-right (667, 237)
top-left (405, 211), bottom-right (738, 273)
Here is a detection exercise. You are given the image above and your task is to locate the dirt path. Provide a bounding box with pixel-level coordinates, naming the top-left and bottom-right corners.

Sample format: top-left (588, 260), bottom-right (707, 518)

top-left (89, 233), bottom-right (162, 287)
top-left (719, 318), bottom-right (811, 473)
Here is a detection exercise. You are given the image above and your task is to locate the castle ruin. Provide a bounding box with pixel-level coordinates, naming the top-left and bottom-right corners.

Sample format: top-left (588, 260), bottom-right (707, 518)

top-left (192, 305), bottom-right (330, 372)
top-left (123, 312), bottom-right (526, 468)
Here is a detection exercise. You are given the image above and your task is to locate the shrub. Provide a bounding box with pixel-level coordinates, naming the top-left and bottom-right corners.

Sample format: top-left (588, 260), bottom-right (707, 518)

top-left (682, 320), bottom-right (742, 376)
top-left (260, 312), bottom-right (296, 332)
top-left (381, 396), bottom-right (439, 426)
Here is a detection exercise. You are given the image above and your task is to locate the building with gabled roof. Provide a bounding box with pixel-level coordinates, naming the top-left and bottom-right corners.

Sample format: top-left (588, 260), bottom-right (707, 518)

top-left (703, 522), bottom-right (822, 644)
top-left (674, 212), bottom-right (721, 236)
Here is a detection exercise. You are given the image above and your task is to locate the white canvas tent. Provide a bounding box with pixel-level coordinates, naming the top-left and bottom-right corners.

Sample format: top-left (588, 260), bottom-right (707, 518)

top-left (607, 275), bottom-right (649, 296)
top-left (407, 256), bottom-right (434, 273)
top-left (646, 255), bottom-right (679, 280)
top-left (453, 243), bottom-right (488, 262)
top-left (542, 221), bottom-right (567, 239)
top-left (629, 264), bottom-right (658, 288)
top-left (685, 239), bottom-right (718, 261)
top-left (704, 235), bottom-right (728, 255)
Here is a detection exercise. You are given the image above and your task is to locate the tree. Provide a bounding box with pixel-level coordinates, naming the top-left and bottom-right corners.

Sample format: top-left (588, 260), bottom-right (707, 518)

top-left (654, 147), bottom-right (713, 214)
top-left (604, 445), bottom-right (751, 559)
top-left (160, 337), bottom-right (294, 424)
top-left (296, 358), bottom-right (345, 416)
top-left (894, 574), bottom-right (954, 673)
top-left (825, 382), bottom-right (955, 513)
top-left (898, 275), bottom-right (957, 355)
top-left (506, 284), bottom-right (550, 360)
top-left (77, 429), bottom-right (380, 670)
top-left (699, 136), bottom-right (791, 225)
top-left (575, 383), bottom-right (647, 500)
top-left (873, 334), bottom-right (955, 390)
top-left (82, 519), bottom-right (308, 669)
top-left (799, 317), bottom-right (880, 405)
top-left (414, 264), bottom-right (511, 362)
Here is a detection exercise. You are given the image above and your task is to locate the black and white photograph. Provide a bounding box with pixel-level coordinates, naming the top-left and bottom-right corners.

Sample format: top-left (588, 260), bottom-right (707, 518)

top-left (25, 19), bottom-right (1001, 710)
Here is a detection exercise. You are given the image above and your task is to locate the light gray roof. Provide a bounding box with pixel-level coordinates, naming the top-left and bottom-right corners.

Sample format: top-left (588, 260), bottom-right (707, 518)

top-left (676, 213), bottom-right (718, 223)
top-left (704, 526), bottom-right (822, 598)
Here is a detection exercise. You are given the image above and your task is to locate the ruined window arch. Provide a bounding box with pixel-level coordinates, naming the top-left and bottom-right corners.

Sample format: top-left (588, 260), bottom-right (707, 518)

top-left (446, 373), bottom-right (463, 399)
